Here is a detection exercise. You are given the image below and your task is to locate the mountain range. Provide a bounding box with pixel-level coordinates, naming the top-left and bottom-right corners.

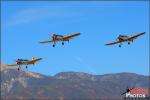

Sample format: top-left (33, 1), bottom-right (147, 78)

top-left (1, 63), bottom-right (149, 100)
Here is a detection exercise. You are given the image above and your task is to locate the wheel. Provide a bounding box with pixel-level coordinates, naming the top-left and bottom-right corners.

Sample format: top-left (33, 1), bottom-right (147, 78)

top-left (128, 42), bottom-right (130, 45)
top-left (62, 42), bottom-right (64, 45)
top-left (26, 66), bottom-right (28, 69)
top-left (53, 44), bottom-right (55, 47)
top-left (18, 68), bottom-right (20, 71)
top-left (119, 45), bottom-right (121, 47)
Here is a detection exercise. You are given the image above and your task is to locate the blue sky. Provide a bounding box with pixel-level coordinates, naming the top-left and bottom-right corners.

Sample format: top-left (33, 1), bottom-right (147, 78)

top-left (1, 1), bottom-right (149, 76)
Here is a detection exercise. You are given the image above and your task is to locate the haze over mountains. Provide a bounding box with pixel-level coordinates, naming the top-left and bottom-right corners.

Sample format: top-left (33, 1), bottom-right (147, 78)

top-left (1, 63), bottom-right (149, 100)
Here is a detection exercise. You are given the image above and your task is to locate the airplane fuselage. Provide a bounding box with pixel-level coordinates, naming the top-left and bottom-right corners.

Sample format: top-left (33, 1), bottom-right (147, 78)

top-left (51, 34), bottom-right (63, 41)
top-left (118, 35), bottom-right (129, 41)
top-left (118, 35), bottom-right (133, 42)
top-left (16, 58), bottom-right (42, 66)
top-left (51, 34), bottom-right (69, 41)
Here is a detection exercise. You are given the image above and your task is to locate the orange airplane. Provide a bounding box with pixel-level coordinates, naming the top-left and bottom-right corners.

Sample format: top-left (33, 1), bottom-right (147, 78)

top-left (39, 32), bottom-right (81, 47)
top-left (105, 32), bottom-right (145, 47)
top-left (7, 57), bottom-right (42, 70)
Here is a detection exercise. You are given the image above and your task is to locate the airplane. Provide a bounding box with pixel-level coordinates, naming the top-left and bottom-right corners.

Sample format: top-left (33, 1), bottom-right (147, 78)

top-left (7, 57), bottom-right (42, 70)
top-left (105, 32), bottom-right (146, 47)
top-left (39, 32), bottom-right (81, 47)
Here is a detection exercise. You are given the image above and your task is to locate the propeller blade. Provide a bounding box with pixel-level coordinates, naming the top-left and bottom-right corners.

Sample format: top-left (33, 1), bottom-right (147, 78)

top-left (14, 59), bottom-right (18, 62)
top-left (121, 91), bottom-right (127, 95)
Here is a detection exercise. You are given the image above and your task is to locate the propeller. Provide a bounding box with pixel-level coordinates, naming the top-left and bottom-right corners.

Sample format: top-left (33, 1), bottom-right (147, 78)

top-left (126, 86), bottom-right (135, 92)
top-left (14, 59), bottom-right (17, 62)
top-left (50, 33), bottom-right (56, 36)
top-left (50, 33), bottom-right (53, 36)
top-left (14, 59), bottom-right (21, 65)
top-left (14, 59), bottom-right (19, 62)
top-left (121, 86), bottom-right (129, 95)
top-left (115, 35), bottom-right (119, 40)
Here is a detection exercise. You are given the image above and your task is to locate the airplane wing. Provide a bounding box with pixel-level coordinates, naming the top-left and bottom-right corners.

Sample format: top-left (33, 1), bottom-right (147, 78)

top-left (125, 32), bottom-right (145, 41)
top-left (63, 32), bottom-right (80, 41)
top-left (39, 40), bottom-right (55, 44)
top-left (7, 64), bottom-right (18, 66)
top-left (105, 41), bottom-right (122, 46)
top-left (31, 58), bottom-right (42, 63)
top-left (35, 58), bottom-right (42, 61)
top-left (39, 40), bottom-right (58, 44)
top-left (26, 58), bottom-right (42, 64)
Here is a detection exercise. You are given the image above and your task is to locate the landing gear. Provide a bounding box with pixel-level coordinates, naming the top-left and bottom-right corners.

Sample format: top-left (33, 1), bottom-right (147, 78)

top-left (119, 45), bottom-right (121, 47)
top-left (52, 40), bottom-right (56, 47)
top-left (132, 40), bottom-right (133, 43)
top-left (52, 44), bottom-right (55, 47)
top-left (62, 42), bottom-right (64, 45)
top-left (119, 42), bottom-right (122, 48)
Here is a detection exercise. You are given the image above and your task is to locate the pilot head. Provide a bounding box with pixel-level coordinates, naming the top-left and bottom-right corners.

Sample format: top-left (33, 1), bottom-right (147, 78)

top-left (32, 57), bottom-right (35, 60)
top-left (51, 34), bottom-right (56, 38)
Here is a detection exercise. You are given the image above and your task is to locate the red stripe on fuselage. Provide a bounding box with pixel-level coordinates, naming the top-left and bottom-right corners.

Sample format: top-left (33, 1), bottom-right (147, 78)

top-left (118, 36), bottom-right (125, 41)
top-left (51, 35), bottom-right (63, 41)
